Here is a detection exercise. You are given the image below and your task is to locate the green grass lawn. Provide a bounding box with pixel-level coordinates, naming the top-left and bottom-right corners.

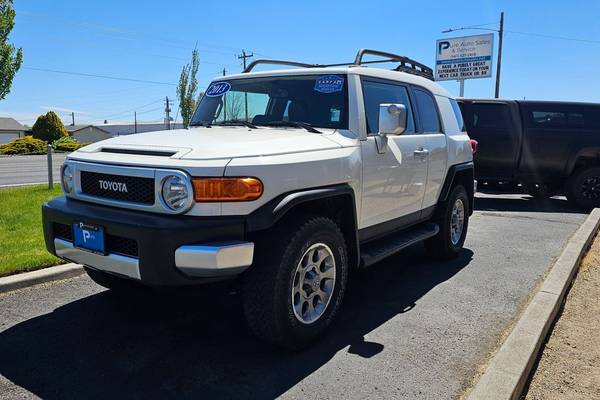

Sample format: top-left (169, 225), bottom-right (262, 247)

top-left (0, 184), bottom-right (64, 277)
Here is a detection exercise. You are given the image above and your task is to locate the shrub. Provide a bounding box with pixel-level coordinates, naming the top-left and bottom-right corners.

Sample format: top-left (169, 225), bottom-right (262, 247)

top-left (31, 111), bottom-right (69, 142)
top-left (0, 136), bottom-right (48, 155)
top-left (52, 136), bottom-right (83, 152)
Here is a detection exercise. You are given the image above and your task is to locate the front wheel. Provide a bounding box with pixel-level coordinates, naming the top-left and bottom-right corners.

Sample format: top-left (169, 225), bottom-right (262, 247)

top-left (242, 216), bottom-right (349, 349)
top-left (566, 167), bottom-right (600, 208)
top-left (425, 185), bottom-right (470, 259)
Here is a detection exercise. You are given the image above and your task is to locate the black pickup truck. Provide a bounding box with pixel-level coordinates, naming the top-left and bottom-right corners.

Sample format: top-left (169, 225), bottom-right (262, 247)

top-left (459, 99), bottom-right (600, 208)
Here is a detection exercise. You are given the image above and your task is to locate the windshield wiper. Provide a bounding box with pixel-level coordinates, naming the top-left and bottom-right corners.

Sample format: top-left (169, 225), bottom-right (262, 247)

top-left (212, 121), bottom-right (259, 129)
top-left (259, 120), bottom-right (322, 133)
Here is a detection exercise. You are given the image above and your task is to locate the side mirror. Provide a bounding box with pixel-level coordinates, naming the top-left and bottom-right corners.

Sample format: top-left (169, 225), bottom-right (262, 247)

top-left (378, 103), bottom-right (407, 136)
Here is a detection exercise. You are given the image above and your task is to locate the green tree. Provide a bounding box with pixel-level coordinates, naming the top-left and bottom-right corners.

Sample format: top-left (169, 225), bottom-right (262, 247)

top-left (177, 49), bottom-right (199, 128)
top-left (0, 0), bottom-right (22, 101)
top-left (32, 111), bottom-right (69, 142)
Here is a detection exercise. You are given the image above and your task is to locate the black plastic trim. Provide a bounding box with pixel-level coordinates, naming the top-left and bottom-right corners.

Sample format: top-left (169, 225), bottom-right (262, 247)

top-left (246, 184), bottom-right (357, 232)
top-left (42, 196), bottom-right (245, 287)
top-left (439, 161), bottom-right (475, 214)
top-left (358, 205), bottom-right (436, 243)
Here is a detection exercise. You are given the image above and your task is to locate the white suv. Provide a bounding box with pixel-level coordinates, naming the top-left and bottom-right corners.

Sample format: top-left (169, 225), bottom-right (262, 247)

top-left (42, 49), bottom-right (474, 349)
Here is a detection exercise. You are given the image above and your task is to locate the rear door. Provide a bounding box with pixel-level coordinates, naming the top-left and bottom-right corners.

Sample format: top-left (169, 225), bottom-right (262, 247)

top-left (460, 101), bottom-right (520, 180)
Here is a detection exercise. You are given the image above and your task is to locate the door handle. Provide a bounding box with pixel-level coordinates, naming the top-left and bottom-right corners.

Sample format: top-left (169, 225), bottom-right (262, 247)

top-left (413, 148), bottom-right (429, 160)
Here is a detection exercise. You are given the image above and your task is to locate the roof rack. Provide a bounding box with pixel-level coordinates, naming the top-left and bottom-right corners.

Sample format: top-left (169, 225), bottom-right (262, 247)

top-left (242, 49), bottom-right (434, 80)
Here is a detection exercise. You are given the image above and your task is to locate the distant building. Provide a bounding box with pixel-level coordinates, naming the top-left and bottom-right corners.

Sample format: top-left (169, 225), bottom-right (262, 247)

top-left (68, 122), bottom-right (184, 144)
top-left (0, 117), bottom-right (27, 144)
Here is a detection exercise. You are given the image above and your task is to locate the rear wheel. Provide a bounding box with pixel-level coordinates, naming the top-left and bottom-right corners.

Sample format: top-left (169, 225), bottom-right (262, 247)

top-left (566, 167), bottom-right (600, 208)
top-left (242, 216), bottom-right (348, 349)
top-left (425, 185), bottom-right (470, 259)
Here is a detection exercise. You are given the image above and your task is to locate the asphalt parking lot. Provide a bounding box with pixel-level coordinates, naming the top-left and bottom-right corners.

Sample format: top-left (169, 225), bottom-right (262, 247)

top-left (0, 193), bottom-right (588, 399)
top-left (0, 154), bottom-right (67, 187)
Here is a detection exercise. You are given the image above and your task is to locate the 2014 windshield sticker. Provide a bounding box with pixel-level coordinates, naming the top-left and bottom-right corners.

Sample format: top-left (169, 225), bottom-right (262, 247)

top-left (314, 75), bottom-right (344, 93)
top-left (206, 82), bottom-right (231, 97)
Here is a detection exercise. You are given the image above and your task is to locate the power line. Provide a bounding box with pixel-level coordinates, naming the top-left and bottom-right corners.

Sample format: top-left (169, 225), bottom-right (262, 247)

top-left (23, 67), bottom-right (177, 86)
top-left (506, 30), bottom-right (600, 44)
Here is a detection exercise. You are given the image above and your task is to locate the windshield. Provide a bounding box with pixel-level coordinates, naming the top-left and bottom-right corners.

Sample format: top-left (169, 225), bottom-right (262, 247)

top-left (190, 74), bottom-right (348, 130)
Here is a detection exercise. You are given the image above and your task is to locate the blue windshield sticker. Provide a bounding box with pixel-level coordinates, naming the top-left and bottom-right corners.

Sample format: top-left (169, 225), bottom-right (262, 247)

top-left (314, 75), bottom-right (344, 93)
top-left (206, 82), bottom-right (231, 97)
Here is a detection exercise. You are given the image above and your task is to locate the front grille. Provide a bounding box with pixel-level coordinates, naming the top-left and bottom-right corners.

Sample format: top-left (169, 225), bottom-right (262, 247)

top-left (53, 222), bottom-right (138, 258)
top-left (80, 171), bottom-right (155, 205)
top-left (106, 235), bottom-right (139, 257)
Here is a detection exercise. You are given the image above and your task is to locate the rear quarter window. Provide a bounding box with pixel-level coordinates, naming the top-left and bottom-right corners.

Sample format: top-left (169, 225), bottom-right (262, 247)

top-left (450, 99), bottom-right (466, 132)
top-left (464, 103), bottom-right (512, 131)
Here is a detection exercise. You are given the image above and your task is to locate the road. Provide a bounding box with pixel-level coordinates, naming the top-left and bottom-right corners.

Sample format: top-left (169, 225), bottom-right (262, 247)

top-left (0, 154), bottom-right (67, 187)
top-left (0, 193), bottom-right (587, 399)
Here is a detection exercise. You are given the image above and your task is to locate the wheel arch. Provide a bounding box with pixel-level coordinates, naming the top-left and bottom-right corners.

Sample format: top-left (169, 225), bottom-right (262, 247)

top-left (246, 184), bottom-right (360, 269)
top-left (438, 162), bottom-right (475, 215)
top-left (566, 147), bottom-right (600, 177)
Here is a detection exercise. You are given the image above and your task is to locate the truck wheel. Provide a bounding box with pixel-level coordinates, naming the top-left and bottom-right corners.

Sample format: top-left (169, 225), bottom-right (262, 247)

top-left (425, 185), bottom-right (470, 259)
top-left (242, 216), bottom-right (348, 349)
top-left (566, 167), bottom-right (600, 208)
top-left (84, 267), bottom-right (140, 292)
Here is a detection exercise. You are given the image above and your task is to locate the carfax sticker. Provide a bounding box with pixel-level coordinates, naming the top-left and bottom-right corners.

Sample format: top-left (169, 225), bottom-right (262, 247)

top-left (206, 82), bottom-right (231, 97)
top-left (314, 75), bottom-right (344, 93)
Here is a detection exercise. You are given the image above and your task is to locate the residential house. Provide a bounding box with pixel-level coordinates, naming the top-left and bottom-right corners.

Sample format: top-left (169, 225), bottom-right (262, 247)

top-left (0, 117), bottom-right (27, 144)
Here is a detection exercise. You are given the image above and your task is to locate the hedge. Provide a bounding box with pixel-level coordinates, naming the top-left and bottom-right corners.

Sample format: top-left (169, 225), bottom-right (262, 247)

top-left (0, 136), bottom-right (48, 155)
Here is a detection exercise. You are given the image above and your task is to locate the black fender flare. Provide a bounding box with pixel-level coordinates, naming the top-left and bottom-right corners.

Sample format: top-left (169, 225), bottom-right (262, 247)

top-left (245, 183), bottom-right (360, 268)
top-left (439, 162), bottom-right (475, 215)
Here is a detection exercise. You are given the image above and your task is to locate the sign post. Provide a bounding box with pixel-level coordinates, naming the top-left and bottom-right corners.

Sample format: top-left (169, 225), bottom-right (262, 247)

top-left (435, 34), bottom-right (494, 97)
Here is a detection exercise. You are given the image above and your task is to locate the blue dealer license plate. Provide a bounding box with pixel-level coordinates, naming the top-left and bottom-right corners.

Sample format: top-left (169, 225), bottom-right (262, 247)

top-left (73, 223), bottom-right (105, 254)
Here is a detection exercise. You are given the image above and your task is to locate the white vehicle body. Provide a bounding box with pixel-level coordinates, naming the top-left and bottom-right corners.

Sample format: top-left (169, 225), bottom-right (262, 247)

top-left (63, 66), bottom-right (470, 222)
top-left (42, 50), bottom-right (474, 348)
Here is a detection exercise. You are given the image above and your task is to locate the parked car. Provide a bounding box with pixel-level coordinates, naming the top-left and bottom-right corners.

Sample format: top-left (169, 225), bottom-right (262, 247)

top-left (42, 49), bottom-right (474, 349)
top-left (459, 99), bottom-right (600, 207)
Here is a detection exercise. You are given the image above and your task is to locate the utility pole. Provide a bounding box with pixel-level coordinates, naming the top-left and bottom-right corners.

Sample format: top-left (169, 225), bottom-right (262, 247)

top-left (495, 12), bottom-right (504, 98)
top-left (134, 111), bottom-right (137, 133)
top-left (71, 112), bottom-right (75, 126)
top-left (237, 50), bottom-right (253, 121)
top-left (164, 96), bottom-right (172, 130)
top-left (222, 68), bottom-right (227, 122)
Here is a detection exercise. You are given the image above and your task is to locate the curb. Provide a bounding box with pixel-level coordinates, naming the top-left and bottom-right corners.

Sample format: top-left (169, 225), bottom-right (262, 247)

top-left (0, 263), bottom-right (84, 294)
top-left (468, 208), bottom-right (600, 400)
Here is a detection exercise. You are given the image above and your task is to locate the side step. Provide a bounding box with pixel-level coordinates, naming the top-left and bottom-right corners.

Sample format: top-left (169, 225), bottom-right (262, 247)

top-left (360, 222), bottom-right (439, 267)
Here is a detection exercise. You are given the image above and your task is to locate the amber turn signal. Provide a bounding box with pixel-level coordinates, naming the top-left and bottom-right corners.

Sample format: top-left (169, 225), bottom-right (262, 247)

top-left (192, 177), bottom-right (263, 201)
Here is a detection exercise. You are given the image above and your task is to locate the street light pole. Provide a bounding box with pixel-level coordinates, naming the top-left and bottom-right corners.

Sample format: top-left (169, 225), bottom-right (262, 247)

top-left (495, 12), bottom-right (504, 98)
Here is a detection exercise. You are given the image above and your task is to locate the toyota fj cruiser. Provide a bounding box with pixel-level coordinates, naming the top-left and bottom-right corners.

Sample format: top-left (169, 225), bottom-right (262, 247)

top-left (42, 49), bottom-right (474, 349)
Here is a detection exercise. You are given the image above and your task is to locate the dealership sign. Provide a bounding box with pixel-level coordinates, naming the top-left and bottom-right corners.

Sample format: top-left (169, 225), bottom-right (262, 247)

top-left (435, 34), bottom-right (494, 81)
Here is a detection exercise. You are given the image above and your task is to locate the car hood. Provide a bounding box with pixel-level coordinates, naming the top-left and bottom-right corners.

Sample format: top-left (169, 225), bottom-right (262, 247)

top-left (77, 127), bottom-right (343, 160)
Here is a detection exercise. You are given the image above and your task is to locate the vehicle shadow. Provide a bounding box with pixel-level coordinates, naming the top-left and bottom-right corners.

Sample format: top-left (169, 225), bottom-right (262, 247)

top-left (0, 246), bottom-right (472, 400)
top-left (475, 194), bottom-right (586, 214)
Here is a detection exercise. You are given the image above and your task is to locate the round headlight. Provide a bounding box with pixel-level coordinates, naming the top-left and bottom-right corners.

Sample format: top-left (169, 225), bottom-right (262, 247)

top-left (61, 164), bottom-right (73, 193)
top-left (161, 175), bottom-right (190, 211)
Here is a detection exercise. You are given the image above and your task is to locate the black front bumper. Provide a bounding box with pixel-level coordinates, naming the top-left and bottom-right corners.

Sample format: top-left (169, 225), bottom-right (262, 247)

top-left (42, 196), bottom-right (246, 287)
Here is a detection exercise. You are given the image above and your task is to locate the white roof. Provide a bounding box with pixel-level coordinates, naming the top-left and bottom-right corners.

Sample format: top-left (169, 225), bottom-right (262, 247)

top-left (216, 66), bottom-right (451, 97)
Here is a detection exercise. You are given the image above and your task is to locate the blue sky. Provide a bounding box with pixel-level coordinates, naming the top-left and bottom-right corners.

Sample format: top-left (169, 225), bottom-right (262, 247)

top-left (1, 0), bottom-right (599, 126)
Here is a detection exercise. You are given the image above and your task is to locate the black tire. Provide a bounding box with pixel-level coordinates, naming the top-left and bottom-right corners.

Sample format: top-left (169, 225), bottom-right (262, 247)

top-left (242, 216), bottom-right (349, 350)
top-left (425, 185), bottom-right (470, 259)
top-left (84, 267), bottom-right (141, 292)
top-left (566, 167), bottom-right (600, 208)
